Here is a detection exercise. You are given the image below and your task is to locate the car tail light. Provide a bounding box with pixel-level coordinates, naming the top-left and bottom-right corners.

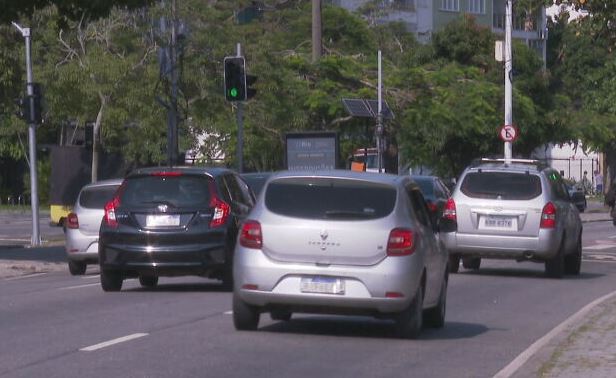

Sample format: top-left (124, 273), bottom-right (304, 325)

top-left (443, 198), bottom-right (456, 221)
top-left (103, 197), bottom-right (120, 228)
top-left (426, 201), bottom-right (438, 213)
top-left (66, 213), bottom-right (79, 229)
top-left (208, 181), bottom-right (230, 228)
top-left (240, 220), bottom-right (262, 249)
top-left (540, 202), bottom-right (557, 229)
top-left (387, 228), bottom-right (415, 256)
top-left (150, 171), bottom-right (182, 177)
top-left (386, 291), bottom-right (404, 298)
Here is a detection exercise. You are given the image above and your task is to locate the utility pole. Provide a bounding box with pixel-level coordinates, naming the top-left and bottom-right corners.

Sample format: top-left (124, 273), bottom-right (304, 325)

top-left (12, 22), bottom-right (40, 247)
top-left (236, 43), bottom-right (244, 173)
top-left (312, 0), bottom-right (322, 62)
top-left (377, 50), bottom-right (384, 173)
top-left (168, 0), bottom-right (179, 166)
top-left (504, 0), bottom-right (513, 164)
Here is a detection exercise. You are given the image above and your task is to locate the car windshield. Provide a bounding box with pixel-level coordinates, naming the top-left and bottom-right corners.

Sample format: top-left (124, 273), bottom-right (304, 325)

top-left (79, 185), bottom-right (120, 209)
top-left (460, 171), bottom-right (542, 200)
top-left (265, 177), bottom-right (396, 220)
top-left (120, 175), bottom-right (211, 208)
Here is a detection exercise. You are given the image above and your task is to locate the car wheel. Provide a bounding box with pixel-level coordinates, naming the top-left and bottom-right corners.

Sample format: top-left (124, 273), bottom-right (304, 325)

top-left (100, 269), bottom-right (123, 292)
top-left (462, 257), bottom-right (481, 270)
top-left (68, 260), bottom-right (87, 276)
top-left (564, 236), bottom-right (582, 275)
top-left (424, 272), bottom-right (447, 328)
top-left (448, 255), bottom-right (460, 273)
top-left (394, 285), bottom-right (423, 339)
top-left (270, 310), bottom-right (292, 322)
top-left (545, 241), bottom-right (565, 278)
top-left (233, 293), bottom-right (260, 331)
top-left (139, 275), bottom-right (159, 288)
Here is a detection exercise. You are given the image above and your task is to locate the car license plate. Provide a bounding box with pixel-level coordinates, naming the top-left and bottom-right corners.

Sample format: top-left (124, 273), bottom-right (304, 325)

top-left (300, 277), bottom-right (345, 295)
top-left (482, 216), bottom-right (515, 230)
top-left (146, 214), bottom-right (180, 227)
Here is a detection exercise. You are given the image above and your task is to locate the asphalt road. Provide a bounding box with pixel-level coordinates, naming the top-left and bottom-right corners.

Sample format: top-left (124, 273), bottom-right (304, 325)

top-left (1, 220), bottom-right (616, 378)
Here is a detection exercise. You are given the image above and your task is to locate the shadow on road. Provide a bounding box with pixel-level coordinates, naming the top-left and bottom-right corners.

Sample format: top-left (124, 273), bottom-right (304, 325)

top-left (0, 246), bottom-right (66, 263)
top-left (455, 268), bottom-right (604, 280)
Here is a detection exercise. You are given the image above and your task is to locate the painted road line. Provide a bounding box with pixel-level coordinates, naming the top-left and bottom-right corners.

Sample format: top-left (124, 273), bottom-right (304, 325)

top-left (493, 290), bottom-right (616, 378)
top-left (79, 333), bottom-right (149, 352)
top-left (81, 275), bottom-right (101, 279)
top-left (223, 311), bottom-right (233, 315)
top-left (58, 283), bottom-right (100, 290)
top-left (584, 245), bottom-right (615, 251)
top-left (4, 273), bottom-right (47, 281)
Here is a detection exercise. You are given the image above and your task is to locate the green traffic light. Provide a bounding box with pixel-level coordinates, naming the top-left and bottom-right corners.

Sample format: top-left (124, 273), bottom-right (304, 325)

top-left (230, 88), bottom-right (238, 98)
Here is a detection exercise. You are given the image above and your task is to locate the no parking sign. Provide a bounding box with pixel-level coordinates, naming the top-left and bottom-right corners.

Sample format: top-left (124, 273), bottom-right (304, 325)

top-left (499, 124), bottom-right (518, 142)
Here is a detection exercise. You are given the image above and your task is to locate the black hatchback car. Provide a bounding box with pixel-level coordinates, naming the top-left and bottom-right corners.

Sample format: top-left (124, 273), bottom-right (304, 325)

top-left (98, 166), bottom-right (255, 291)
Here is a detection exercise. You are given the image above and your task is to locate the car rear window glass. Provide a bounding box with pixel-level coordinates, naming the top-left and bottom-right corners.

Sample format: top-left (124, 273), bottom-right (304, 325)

top-left (412, 178), bottom-right (434, 198)
top-left (460, 172), bottom-right (542, 200)
top-left (264, 177), bottom-right (396, 220)
top-left (120, 175), bottom-right (211, 207)
top-left (79, 185), bottom-right (120, 209)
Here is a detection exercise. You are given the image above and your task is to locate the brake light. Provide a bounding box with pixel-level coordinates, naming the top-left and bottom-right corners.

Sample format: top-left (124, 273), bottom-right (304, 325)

top-left (103, 197), bottom-right (120, 228)
top-left (240, 220), bottom-right (263, 249)
top-left (540, 202), bottom-right (557, 229)
top-left (66, 213), bottom-right (79, 229)
top-left (387, 228), bottom-right (415, 256)
top-left (208, 181), bottom-right (230, 228)
top-left (443, 198), bottom-right (456, 221)
top-left (150, 171), bottom-right (183, 177)
top-left (426, 201), bottom-right (438, 213)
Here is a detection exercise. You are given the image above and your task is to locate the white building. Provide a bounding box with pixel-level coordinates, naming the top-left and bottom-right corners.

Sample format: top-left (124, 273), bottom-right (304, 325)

top-left (532, 142), bottom-right (601, 185)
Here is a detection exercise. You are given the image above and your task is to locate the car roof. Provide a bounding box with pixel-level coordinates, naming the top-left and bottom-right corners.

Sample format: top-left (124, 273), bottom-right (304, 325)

top-left (269, 170), bottom-right (409, 186)
top-left (127, 166), bottom-right (234, 178)
top-left (82, 178), bottom-right (123, 190)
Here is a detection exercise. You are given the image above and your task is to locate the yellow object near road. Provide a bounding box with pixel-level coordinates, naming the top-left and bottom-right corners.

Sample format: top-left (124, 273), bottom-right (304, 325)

top-left (50, 204), bottom-right (72, 226)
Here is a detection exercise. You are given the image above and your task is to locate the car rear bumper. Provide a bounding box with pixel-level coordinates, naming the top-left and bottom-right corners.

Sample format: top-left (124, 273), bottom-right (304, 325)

top-left (442, 230), bottom-right (560, 260)
top-left (233, 246), bottom-right (423, 314)
top-left (65, 233), bottom-right (99, 262)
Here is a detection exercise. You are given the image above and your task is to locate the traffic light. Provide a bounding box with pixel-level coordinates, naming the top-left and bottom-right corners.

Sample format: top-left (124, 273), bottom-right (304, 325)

top-left (246, 74), bottom-right (257, 100)
top-left (224, 56), bottom-right (246, 102)
top-left (31, 83), bottom-right (42, 124)
top-left (15, 97), bottom-right (29, 120)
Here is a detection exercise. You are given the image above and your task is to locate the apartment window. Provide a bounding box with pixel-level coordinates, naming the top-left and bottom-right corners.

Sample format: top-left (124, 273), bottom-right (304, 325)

top-left (468, 0), bottom-right (485, 14)
top-left (441, 0), bottom-right (459, 11)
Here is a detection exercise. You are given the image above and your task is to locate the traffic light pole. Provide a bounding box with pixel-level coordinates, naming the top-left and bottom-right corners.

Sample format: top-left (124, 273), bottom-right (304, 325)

top-left (236, 43), bottom-right (244, 173)
top-left (12, 22), bottom-right (41, 247)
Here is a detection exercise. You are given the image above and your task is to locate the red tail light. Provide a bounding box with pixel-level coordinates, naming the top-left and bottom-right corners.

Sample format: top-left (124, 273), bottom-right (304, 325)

top-left (240, 220), bottom-right (263, 249)
top-left (426, 201), bottom-right (438, 213)
top-left (208, 181), bottom-right (230, 228)
top-left (103, 197), bottom-right (120, 228)
top-left (540, 202), bottom-right (557, 229)
top-left (66, 213), bottom-right (79, 229)
top-left (387, 228), bottom-right (415, 256)
top-left (443, 198), bottom-right (456, 221)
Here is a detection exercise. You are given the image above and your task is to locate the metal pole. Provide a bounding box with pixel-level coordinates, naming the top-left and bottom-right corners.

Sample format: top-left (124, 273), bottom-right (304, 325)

top-left (12, 22), bottom-right (40, 247)
top-left (236, 43), bottom-right (244, 173)
top-left (377, 50), bottom-right (383, 173)
top-left (169, 0), bottom-right (179, 165)
top-left (504, 0), bottom-right (513, 164)
top-left (312, 0), bottom-right (322, 62)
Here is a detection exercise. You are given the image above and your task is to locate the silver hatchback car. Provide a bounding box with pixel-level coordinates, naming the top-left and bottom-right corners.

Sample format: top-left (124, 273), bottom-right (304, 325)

top-left (233, 170), bottom-right (449, 338)
top-left (64, 179), bottom-right (122, 275)
top-left (441, 159), bottom-right (583, 278)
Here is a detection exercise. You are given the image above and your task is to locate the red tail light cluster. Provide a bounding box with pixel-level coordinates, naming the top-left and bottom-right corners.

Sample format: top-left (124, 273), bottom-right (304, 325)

top-left (240, 220), bottom-right (263, 249)
top-left (540, 202), bottom-right (557, 229)
top-left (66, 213), bottom-right (79, 229)
top-left (103, 196), bottom-right (121, 228)
top-left (386, 228), bottom-right (415, 256)
top-left (208, 181), bottom-right (230, 228)
top-left (443, 198), bottom-right (457, 222)
top-left (426, 201), bottom-right (438, 213)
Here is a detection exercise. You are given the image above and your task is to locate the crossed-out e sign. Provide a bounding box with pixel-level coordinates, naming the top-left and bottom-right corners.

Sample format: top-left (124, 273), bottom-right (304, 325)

top-left (499, 124), bottom-right (518, 142)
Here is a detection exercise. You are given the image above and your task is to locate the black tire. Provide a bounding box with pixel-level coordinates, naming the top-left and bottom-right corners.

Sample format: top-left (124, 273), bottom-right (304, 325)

top-left (424, 272), bottom-right (448, 328)
top-left (564, 236), bottom-right (582, 275)
top-left (394, 285), bottom-right (423, 339)
top-left (233, 293), bottom-right (260, 331)
top-left (139, 275), bottom-right (159, 288)
top-left (545, 241), bottom-right (565, 279)
top-left (448, 255), bottom-right (460, 273)
top-left (101, 269), bottom-right (123, 292)
top-left (462, 257), bottom-right (481, 270)
top-left (270, 310), bottom-right (292, 322)
top-left (68, 260), bottom-right (87, 276)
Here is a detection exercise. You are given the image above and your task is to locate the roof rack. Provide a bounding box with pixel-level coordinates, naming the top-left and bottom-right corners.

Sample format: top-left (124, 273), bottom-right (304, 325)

top-left (470, 157), bottom-right (548, 170)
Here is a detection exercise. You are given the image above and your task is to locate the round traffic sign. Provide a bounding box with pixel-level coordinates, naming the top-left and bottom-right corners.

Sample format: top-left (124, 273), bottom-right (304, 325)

top-left (499, 124), bottom-right (518, 142)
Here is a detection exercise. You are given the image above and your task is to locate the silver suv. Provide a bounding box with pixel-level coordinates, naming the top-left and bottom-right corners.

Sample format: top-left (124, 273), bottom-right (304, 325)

top-left (442, 159), bottom-right (583, 278)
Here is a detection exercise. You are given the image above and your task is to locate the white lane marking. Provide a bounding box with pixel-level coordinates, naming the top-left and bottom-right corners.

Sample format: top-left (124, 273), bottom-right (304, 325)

top-left (58, 283), bottom-right (100, 290)
top-left (4, 273), bottom-right (47, 281)
top-left (79, 333), bottom-right (148, 352)
top-left (493, 290), bottom-right (616, 378)
top-left (223, 311), bottom-right (233, 315)
top-left (81, 275), bottom-right (101, 279)
top-left (585, 245), bottom-right (616, 250)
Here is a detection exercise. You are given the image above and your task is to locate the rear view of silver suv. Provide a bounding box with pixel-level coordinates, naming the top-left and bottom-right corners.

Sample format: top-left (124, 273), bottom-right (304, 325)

top-left (442, 159), bottom-right (583, 278)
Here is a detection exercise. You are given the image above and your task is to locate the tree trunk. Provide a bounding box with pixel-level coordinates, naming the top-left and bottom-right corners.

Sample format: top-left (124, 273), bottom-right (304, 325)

top-left (92, 94), bottom-right (106, 183)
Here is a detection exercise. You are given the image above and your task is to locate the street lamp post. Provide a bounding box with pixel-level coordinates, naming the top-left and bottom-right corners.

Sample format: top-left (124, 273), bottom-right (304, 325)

top-left (504, 0), bottom-right (513, 164)
top-left (12, 21), bottom-right (41, 247)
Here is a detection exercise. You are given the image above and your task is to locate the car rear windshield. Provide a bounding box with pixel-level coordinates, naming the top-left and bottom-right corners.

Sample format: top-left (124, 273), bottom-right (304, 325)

top-left (79, 185), bottom-right (120, 209)
top-left (264, 177), bottom-right (396, 220)
top-left (120, 175), bottom-right (212, 208)
top-left (460, 171), bottom-right (542, 200)
top-left (413, 178), bottom-right (434, 198)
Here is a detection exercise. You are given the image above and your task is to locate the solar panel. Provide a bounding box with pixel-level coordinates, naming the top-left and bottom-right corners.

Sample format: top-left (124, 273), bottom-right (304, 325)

top-left (342, 99), bottom-right (374, 118)
top-left (366, 100), bottom-right (394, 119)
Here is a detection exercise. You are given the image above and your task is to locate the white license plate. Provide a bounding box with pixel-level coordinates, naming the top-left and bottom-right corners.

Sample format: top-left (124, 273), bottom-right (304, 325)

top-left (300, 277), bottom-right (345, 295)
top-left (482, 216), bottom-right (515, 230)
top-left (146, 214), bottom-right (180, 227)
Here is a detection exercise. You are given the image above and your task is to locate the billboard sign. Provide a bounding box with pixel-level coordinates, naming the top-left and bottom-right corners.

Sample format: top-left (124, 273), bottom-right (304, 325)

top-left (285, 132), bottom-right (339, 171)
